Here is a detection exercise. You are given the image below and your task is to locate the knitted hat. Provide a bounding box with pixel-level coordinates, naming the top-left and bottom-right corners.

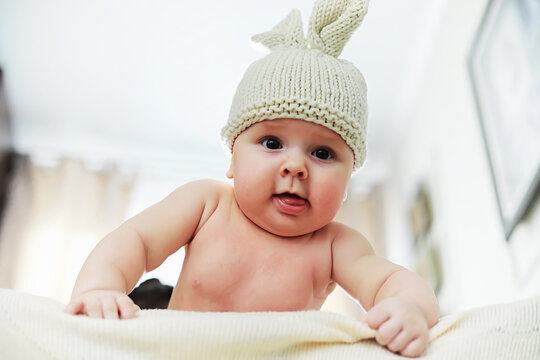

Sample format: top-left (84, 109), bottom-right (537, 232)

top-left (221, 0), bottom-right (369, 170)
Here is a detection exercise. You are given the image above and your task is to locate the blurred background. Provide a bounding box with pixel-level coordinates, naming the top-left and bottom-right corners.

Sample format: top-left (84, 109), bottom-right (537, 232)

top-left (0, 0), bottom-right (538, 316)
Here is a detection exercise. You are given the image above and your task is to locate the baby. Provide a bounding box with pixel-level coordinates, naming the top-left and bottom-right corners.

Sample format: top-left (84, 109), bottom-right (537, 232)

top-left (66, 0), bottom-right (439, 357)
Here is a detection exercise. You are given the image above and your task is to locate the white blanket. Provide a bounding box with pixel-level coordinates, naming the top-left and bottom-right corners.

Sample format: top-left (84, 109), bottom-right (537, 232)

top-left (0, 289), bottom-right (539, 359)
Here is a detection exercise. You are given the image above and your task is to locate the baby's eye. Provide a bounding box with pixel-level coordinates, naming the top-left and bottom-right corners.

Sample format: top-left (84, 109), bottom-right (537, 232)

top-left (261, 137), bottom-right (282, 150)
top-left (312, 148), bottom-right (333, 160)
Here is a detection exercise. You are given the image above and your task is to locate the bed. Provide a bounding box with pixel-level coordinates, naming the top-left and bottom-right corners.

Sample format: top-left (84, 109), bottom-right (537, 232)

top-left (0, 288), bottom-right (538, 359)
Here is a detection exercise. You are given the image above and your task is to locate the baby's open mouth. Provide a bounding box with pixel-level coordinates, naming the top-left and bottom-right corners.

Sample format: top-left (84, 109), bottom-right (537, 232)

top-left (275, 193), bottom-right (307, 203)
top-left (273, 193), bottom-right (309, 214)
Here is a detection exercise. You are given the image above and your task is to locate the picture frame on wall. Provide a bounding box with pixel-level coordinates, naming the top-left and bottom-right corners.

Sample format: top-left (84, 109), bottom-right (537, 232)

top-left (409, 184), bottom-right (443, 295)
top-left (469, 0), bottom-right (540, 239)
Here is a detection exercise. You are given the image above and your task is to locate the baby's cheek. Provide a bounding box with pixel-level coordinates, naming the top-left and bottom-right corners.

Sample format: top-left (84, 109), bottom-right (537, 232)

top-left (315, 184), bottom-right (345, 217)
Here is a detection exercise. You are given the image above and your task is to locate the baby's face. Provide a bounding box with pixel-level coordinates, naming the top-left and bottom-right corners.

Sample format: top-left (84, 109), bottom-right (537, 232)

top-left (227, 118), bottom-right (354, 237)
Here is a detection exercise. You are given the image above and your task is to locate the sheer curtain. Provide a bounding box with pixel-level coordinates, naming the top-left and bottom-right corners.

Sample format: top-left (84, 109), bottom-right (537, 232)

top-left (0, 155), bottom-right (134, 302)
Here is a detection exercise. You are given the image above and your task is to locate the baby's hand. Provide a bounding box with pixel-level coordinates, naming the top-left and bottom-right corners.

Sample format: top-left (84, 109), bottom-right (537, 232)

top-left (65, 290), bottom-right (140, 319)
top-left (363, 298), bottom-right (429, 357)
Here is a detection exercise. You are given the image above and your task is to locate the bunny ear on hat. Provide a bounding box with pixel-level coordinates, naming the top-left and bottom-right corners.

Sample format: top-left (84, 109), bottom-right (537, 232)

top-left (251, 9), bottom-right (308, 51)
top-left (308, 0), bottom-right (368, 58)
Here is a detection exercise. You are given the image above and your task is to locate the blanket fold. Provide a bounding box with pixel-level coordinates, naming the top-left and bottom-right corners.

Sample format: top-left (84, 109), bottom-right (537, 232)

top-left (0, 289), bottom-right (539, 359)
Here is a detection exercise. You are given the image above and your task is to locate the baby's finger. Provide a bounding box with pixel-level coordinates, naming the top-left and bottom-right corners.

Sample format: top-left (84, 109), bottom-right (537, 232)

top-left (85, 298), bottom-right (104, 319)
top-left (400, 335), bottom-right (428, 358)
top-left (365, 307), bottom-right (390, 329)
top-left (386, 329), bottom-right (412, 353)
top-left (116, 295), bottom-right (138, 319)
top-left (102, 297), bottom-right (120, 320)
top-left (64, 299), bottom-right (83, 315)
top-left (375, 319), bottom-right (402, 346)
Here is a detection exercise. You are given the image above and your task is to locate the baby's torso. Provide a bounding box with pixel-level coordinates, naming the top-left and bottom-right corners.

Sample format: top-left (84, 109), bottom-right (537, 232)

top-left (168, 191), bottom-right (336, 312)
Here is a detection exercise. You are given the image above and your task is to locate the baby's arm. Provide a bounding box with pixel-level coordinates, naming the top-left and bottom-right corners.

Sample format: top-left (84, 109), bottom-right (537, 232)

top-left (331, 224), bottom-right (439, 357)
top-left (65, 180), bottom-right (221, 319)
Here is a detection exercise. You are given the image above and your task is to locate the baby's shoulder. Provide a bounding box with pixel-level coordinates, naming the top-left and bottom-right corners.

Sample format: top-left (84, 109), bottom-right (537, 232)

top-left (166, 179), bottom-right (234, 209)
top-left (324, 221), bottom-right (370, 245)
top-left (324, 221), bottom-right (374, 260)
top-left (322, 221), bottom-right (355, 236)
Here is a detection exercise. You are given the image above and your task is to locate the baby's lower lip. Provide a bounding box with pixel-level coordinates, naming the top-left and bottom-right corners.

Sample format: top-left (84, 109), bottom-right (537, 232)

top-left (273, 194), bottom-right (309, 215)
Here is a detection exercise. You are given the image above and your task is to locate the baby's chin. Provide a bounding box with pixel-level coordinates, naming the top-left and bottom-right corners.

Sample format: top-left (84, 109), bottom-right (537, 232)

top-left (237, 200), bottom-right (332, 238)
top-left (250, 216), bottom-right (327, 238)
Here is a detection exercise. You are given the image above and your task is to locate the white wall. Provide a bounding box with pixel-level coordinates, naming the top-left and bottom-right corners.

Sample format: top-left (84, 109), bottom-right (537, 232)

top-left (380, 0), bottom-right (540, 314)
top-left (0, 0), bottom-right (434, 188)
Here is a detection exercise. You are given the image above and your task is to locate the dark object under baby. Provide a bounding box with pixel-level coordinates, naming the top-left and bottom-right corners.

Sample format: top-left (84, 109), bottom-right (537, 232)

top-left (128, 278), bottom-right (173, 310)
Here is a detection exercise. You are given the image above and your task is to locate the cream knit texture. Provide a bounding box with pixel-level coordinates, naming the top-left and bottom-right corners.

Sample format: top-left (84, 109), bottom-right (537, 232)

top-left (1, 289), bottom-right (540, 359)
top-left (221, 0), bottom-right (369, 170)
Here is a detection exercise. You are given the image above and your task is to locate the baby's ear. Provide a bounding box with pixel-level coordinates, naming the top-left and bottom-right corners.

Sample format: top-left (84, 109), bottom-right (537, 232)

top-left (226, 163), bottom-right (234, 179)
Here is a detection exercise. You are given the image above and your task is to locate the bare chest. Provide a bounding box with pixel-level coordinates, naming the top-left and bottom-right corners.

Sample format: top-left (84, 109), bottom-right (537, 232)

top-left (170, 210), bottom-right (334, 311)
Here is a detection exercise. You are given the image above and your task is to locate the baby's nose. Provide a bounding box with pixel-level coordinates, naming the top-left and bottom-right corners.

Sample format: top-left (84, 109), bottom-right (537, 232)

top-left (280, 155), bottom-right (308, 179)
